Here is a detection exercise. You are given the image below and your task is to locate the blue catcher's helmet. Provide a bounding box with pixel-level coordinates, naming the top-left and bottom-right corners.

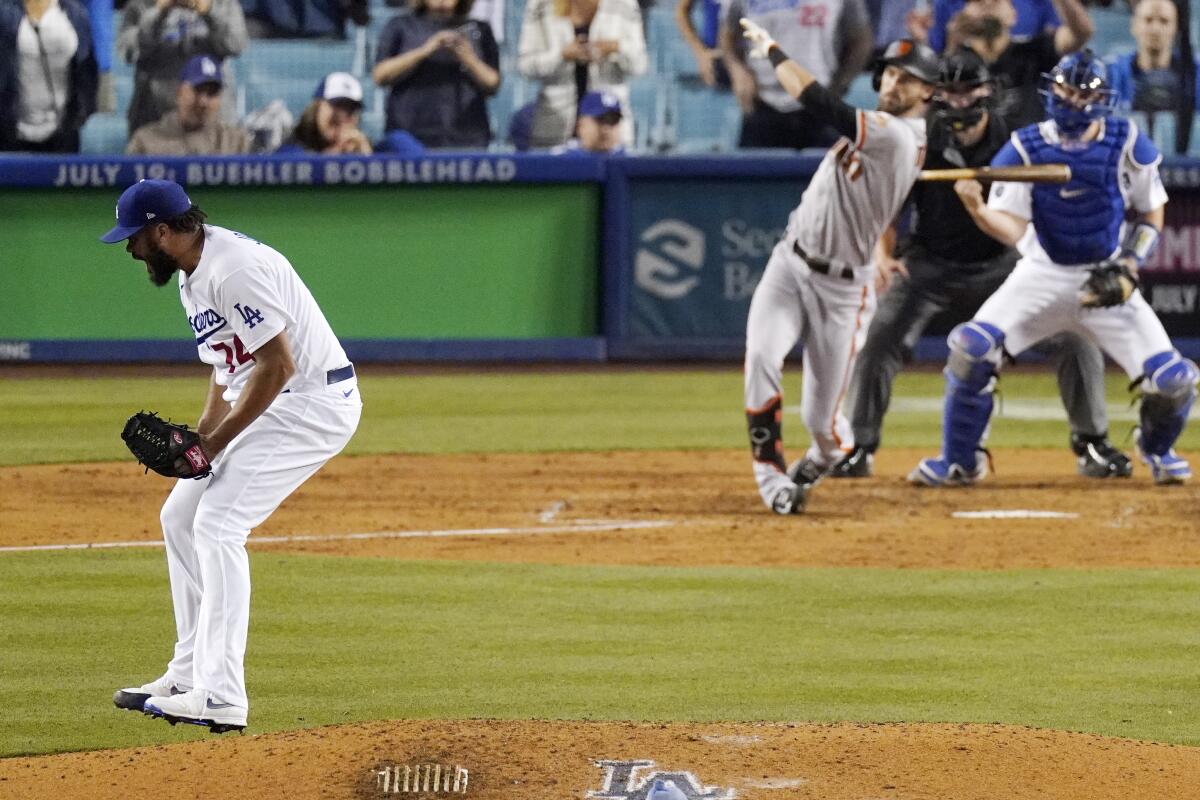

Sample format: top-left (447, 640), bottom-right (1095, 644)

top-left (1040, 50), bottom-right (1118, 137)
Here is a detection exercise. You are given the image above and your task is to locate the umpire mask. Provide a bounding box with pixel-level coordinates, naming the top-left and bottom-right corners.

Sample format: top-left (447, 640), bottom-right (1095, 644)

top-left (933, 47), bottom-right (995, 132)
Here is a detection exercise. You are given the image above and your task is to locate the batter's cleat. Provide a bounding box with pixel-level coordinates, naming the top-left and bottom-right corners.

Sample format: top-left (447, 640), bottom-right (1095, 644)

top-left (144, 689), bottom-right (247, 734)
top-left (769, 482), bottom-right (808, 515)
top-left (829, 446), bottom-right (873, 478)
top-left (114, 676), bottom-right (189, 712)
top-left (787, 457), bottom-right (827, 489)
top-left (908, 455), bottom-right (987, 487)
top-left (1134, 429), bottom-right (1191, 485)
top-left (1071, 433), bottom-right (1133, 478)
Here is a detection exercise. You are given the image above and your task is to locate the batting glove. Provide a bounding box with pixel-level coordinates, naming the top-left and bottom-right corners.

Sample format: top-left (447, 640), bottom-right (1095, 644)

top-left (740, 18), bottom-right (776, 59)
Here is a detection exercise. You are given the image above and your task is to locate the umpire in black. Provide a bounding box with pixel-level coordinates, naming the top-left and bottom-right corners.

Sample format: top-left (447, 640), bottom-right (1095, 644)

top-left (830, 47), bottom-right (1132, 480)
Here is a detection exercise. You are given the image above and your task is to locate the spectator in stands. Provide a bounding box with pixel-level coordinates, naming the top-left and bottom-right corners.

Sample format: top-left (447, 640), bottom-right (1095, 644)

top-left (126, 54), bottom-right (250, 153)
top-left (674, 0), bottom-right (728, 87)
top-left (721, 0), bottom-right (874, 149)
top-left (553, 88), bottom-right (625, 153)
top-left (241, 0), bottom-right (368, 38)
top-left (921, 0), bottom-right (1060, 53)
top-left (277, 71), bottom-right (373, 153)
top-left (118, 0), bottom-right (247, 132)
top-left (517, 0), bottom-right (647, 148)
top-left (1108, 0), bottom-right (1199, 112)
top-left (945, 0), bottom-right (1092, 128)
top-left (373, 0), bottom-right (500, 148)
top-left (0, 0), bottom-right (98, 152)
top-left (386, 0), bottom-right (502, 42)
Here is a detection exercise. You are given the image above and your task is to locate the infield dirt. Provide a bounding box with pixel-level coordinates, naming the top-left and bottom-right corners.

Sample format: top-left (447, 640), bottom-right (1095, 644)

top-left (2, 447), bottom-right (1198, 798)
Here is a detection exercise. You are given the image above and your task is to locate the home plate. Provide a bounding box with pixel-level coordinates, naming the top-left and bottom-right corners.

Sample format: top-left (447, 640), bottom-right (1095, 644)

top-left (953, 510), bottom-right (1080, 520)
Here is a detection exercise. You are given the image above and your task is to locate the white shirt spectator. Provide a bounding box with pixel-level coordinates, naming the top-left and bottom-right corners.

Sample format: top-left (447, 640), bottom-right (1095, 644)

top-left (517, 0), bottom-right (647, 147)
top-left (16, 0), bottom-right (78, 142)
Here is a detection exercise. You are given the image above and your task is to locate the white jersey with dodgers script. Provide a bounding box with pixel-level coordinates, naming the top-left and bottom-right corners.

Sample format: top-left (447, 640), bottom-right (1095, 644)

top-left (788, 111), bottom-right (926, 274)
top-left (179, 225), bottom-right (351, 402)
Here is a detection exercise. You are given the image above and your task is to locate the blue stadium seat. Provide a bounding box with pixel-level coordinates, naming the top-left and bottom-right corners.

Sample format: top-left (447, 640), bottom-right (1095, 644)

top-left (238, 39), bottom-right (357, 86)
top-left (671, 82), bottom-right (739, 152)
top-left (242, 77), bottom-right (320, 117)
top-left (487, 74), bottom-right (522, 148)
top-left (843, 73), bottom-right (876, 111)
top-left (80, 114), bottom-right (129, 154)
top-left (629, 75), bottom-right (666, 151)
top-left (1090, 6), bottom-right (1132, 59)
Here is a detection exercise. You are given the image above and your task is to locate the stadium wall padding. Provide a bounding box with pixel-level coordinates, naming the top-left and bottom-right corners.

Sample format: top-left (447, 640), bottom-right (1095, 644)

top-left (0, 184), bottom-right (599, 344)
top-left (2, 153), bottom-right (1200, 363)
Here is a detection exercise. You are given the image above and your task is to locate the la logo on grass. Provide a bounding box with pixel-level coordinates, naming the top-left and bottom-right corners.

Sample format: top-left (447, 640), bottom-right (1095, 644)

top-left (588, 760), bottom-right (735, 800)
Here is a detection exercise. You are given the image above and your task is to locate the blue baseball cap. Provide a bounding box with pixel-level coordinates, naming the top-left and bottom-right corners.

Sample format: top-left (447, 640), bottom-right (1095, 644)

top-left (578, 91), bottom-right (622, 120)
top-left (180, 55), bottom-right (223, 88)
top-left (100, 180), bottom-right (193, 244)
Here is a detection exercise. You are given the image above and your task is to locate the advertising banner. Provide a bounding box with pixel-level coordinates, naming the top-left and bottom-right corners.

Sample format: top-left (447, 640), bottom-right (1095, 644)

top-left (626, 178), bottom-right (800, 341)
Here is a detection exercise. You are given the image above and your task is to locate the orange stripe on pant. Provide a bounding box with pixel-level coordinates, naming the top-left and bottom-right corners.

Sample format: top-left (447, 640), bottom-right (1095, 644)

top-left (829, 285), bottom-right (870, 451)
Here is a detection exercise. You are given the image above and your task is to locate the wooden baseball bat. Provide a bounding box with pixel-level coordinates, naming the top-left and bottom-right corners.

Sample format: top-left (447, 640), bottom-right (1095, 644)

top-left (917, 164), bottom-right (1072, 183)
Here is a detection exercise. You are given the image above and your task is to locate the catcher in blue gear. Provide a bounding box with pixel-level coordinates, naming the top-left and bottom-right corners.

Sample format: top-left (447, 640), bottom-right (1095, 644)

top-left (912, 50), bottom-right (1197, 486)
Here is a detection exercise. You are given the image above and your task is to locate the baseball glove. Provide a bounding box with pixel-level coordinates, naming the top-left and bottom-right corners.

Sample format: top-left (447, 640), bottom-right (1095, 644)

top-left (1080, 260), bottom-right (1139, 308)
top-left (121, 411), bottom-right (212, 479)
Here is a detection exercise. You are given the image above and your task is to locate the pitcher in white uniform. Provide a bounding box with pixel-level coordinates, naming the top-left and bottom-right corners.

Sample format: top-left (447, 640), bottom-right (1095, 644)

top-left (102, 179), bottom-right (362, 733)
top-left (738, 25), bottom-right (938, 514)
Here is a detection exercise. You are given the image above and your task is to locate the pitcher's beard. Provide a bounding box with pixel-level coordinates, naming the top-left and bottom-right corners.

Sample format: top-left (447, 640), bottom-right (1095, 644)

top-left (146, 247), bottom-right (180, 286)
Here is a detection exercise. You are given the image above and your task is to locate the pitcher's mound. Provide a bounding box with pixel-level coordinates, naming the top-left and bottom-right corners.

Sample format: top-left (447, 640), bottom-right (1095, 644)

top-left (3, 719), bottom-right (1198, 799)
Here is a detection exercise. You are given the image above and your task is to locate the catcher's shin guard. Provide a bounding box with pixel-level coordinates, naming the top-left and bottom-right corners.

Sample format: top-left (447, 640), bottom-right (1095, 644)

top-left (747, 395), bottom-right (787, 473)
top-left (942, 322), bottom-right (1002, 468)
top-left (1137, 351), bottom-right (1198, 456)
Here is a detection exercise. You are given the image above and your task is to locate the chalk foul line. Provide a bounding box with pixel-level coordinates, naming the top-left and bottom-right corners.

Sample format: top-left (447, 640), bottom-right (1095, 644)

top-left (952, 510), bottom-right (1080, 520)
top-left (0, 519), bottom-right (676, 554)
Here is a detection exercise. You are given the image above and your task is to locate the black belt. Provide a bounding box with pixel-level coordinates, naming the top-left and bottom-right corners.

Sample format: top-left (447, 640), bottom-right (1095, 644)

top-left (793, 241), bottom-right (854, 281)
top-left (281, 364), bottom-right (355, 394)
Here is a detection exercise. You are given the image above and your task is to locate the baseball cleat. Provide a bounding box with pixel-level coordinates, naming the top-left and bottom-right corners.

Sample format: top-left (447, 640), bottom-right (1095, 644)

top-left (908, 455), bottom-right (987, 487)
top-left (829, 446), bottom-right (873, 478)
top-left (787, 457), bottom-right (827, 489)
top-left (114, 676), bottom-right (189, 712)
top-left (769, 482), bottom-right (808, 515)
top-left (1134, 430), bottom-right (1191, 485)
top-left (1071, 433), bottom-right (1132, 478)
top-left (144, 689), bottom-right (247, 734)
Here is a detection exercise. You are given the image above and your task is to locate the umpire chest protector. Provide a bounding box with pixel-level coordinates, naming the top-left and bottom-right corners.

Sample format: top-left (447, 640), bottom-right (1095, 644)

top-left (1021, 118), bottom-right (1129, 265)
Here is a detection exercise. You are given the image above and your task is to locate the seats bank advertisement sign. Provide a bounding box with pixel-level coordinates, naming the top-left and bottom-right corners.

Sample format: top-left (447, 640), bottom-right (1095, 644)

top-left (628, 180), bottom-right (802, 340)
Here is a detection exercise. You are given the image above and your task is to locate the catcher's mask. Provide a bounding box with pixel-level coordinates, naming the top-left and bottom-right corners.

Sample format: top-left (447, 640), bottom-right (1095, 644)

top-left (933, 47), bottom-right (995, 132)
top-left (872, 38), bottom-right (940, 91)
top-left (1040, 49), bottom-right (1117, 138)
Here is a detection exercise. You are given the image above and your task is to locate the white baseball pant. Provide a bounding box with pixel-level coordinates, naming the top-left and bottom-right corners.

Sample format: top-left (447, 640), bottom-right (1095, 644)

top-left (975, 257), bottom-right (1173, 378)
top-left (158, 383), bottom-right (361, 709)
top-left (745, 239), bottom-right (876, 500)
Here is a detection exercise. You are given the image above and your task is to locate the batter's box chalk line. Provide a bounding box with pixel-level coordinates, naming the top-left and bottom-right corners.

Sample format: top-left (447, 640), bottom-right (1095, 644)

top-left (952, 510), bottom-right (1080, 520)
top-left (0, 519), bottom-right (677, 554)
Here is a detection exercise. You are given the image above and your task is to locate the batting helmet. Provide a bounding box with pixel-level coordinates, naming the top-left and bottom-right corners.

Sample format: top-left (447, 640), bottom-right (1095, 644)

top-left (1040, 49), bottom-right (1117, 137)
top-left (872, 39), bottom-right (940, 91)
top-left (933, 47), bottom-right (995, 131)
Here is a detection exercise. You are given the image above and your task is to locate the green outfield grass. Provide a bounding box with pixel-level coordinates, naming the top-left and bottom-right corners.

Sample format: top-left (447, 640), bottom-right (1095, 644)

top-left (0, 550), bottom-right (1197, 757)
top-left (0, 367), bottom-right (1193, 467)
top-left (1, 367), bottom-right (1197, 758)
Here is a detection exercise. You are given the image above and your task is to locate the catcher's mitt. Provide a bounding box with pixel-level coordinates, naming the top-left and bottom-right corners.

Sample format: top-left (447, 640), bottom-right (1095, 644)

top-left (1080, 260), bottom-right (1139, 308)
top-left (121, 411), bottom-right (212, 479)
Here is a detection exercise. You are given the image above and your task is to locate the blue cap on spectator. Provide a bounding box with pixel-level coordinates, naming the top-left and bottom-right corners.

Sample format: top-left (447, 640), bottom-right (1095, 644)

top-left (314, 72), bottom-right (364, 107)
top-left (100, 180), bottom-right (193, 243)
top-left (578, 91), bottom-right (622, 120)
top-left (180, 55), bottom-right (223, 88)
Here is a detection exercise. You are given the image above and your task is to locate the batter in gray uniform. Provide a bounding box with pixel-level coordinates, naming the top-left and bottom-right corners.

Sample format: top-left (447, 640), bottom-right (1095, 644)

top-left (740, 25), bottom-right (939, 514)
